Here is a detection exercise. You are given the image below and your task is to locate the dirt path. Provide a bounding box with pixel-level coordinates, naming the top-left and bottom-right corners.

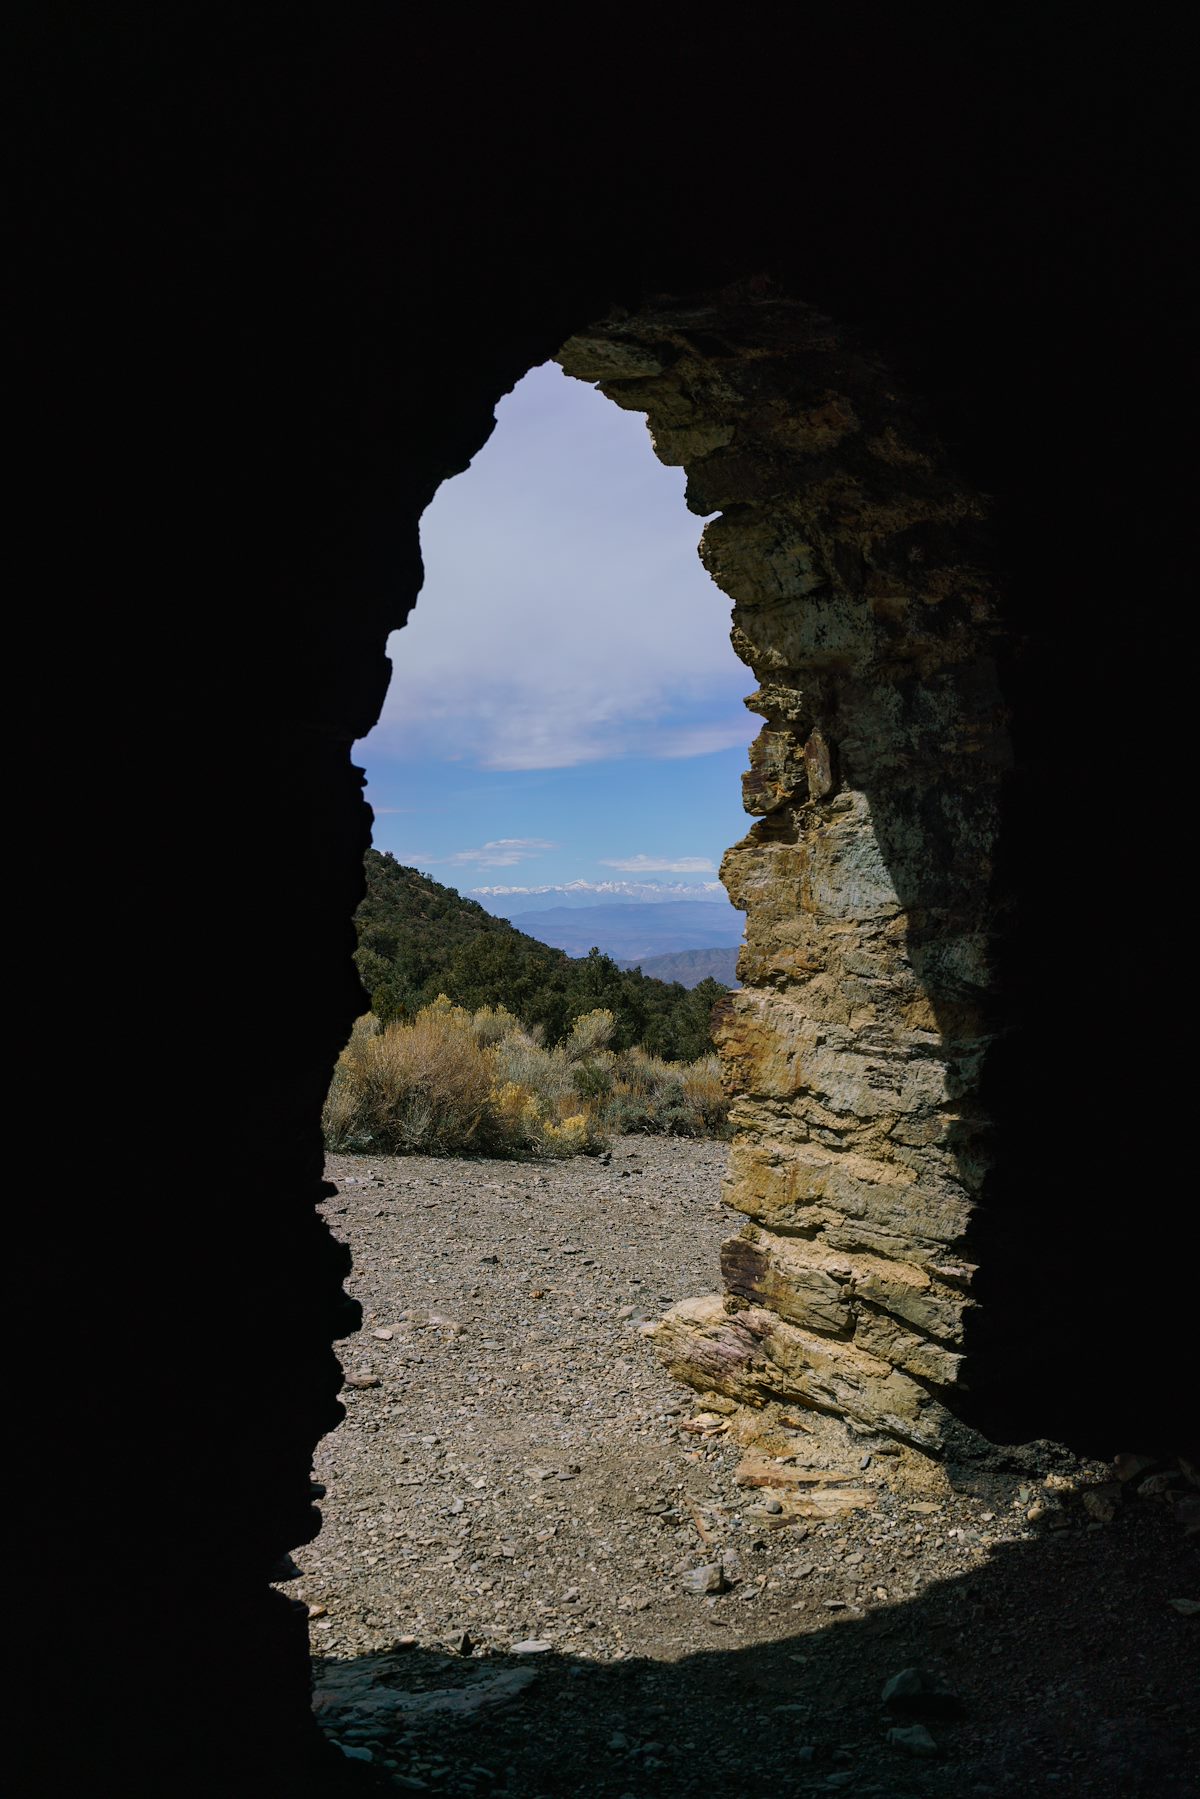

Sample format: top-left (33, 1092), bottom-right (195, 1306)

top-left (299, 1140), bottom-right (1197, 1796)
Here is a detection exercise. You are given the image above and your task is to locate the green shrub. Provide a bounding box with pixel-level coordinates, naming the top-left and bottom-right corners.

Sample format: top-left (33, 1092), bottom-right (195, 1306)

top-left (469, 1004), bottom-right (523, 1048)
top-left (572, 1058), bottom-right (615, 1102)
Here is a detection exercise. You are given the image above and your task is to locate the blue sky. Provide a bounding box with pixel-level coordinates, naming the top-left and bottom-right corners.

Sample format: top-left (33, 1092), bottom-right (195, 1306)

top-left (360, 362), bottom-right (754, 898)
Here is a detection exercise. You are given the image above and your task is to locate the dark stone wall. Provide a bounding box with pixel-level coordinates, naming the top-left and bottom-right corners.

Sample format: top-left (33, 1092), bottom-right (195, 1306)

top-left (15, 10), bottom-right (1191, 1790)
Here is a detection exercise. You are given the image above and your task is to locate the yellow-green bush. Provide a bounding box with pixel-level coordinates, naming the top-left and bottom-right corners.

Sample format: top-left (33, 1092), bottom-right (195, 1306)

top-left (564, 1008), bottom-right (616, 1061)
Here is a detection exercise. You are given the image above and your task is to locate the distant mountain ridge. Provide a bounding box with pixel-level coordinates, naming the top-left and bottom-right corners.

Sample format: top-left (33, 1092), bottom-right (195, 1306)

top-left (618, 947), bottom-right (741, 989)
top-left (472, 880), bottom-right (727, 912)
top-left (507, 900), bottom-right (743, 961)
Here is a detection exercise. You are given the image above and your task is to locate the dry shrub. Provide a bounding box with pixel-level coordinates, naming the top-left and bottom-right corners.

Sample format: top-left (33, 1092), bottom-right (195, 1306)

top-left (490, 1027), bottom-right (608, 1155)
top-left (322, 998), bottom-right (726, 1157)
top-left (321, 1060), bottom-right (368, 1150)
top-left (493, 1029), bottom-right (574, 1110)
top-left (487, 1078), bottom-right (606, 1158)
top-left (322, 1002), bottom-right (609, 1157)
top-left (321, 1014), bottom-right (379, 1149)
top-left (539, 1111), bottom-right (600, 1155)
top-left (469, 1004), bottom-right (523, 1047)
top-left (681, 1054), bottom-right (730, 1133)
top-left (324, 1004), bottom-right (494, 1153)
top-left (606, 1045), bottom-right (730, 1137)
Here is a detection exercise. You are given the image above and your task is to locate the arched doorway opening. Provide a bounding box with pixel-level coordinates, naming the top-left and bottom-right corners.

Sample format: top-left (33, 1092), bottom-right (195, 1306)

top-left (313, 278), bottom-right (1011, 1703)
top-left (297, 286), bottom-right (1191, 1789)
top-left (28, 17), bottom-right (1194, 1795)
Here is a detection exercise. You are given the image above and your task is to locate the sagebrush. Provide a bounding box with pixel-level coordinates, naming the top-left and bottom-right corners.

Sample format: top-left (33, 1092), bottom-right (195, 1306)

top-left (323, 999), bottom-right (729, 1157)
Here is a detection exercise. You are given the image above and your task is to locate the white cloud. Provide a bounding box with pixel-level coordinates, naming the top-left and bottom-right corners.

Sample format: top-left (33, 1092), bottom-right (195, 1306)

top-left (364, 364), bottom-right (752, 772)
top-left (599, 854), bottom-right (716, 874)
top-left (653, 720), bottom-right (753, 760)
top-left (445, 838), bottom-right (556, 868)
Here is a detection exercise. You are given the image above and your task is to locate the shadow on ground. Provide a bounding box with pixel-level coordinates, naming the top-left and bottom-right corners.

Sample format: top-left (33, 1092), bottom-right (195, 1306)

top-left (311, 1493), bottom-right (1196, 1797)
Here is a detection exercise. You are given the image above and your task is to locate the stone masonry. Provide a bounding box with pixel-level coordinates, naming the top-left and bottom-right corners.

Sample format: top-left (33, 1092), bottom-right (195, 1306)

top-left (559, 291), bottom-right (1010, 1452)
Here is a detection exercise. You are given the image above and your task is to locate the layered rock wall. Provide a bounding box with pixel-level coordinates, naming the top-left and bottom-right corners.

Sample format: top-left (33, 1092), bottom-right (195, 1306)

top-left (559, 294), bottom-right (1009, 1451)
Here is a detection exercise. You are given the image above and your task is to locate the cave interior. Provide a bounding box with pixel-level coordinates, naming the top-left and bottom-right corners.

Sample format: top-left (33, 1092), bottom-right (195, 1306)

top-left (16, 13), bottom-right (1192, 1792)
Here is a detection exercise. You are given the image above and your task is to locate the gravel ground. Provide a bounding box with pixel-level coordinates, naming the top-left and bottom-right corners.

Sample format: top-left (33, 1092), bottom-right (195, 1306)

top-left (297, 1139), bottom-right (1198, 1797)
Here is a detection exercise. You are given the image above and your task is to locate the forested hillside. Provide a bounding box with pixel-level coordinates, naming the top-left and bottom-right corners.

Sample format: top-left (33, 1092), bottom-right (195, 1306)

top-left (353, 851), bottom-right (729, 1061)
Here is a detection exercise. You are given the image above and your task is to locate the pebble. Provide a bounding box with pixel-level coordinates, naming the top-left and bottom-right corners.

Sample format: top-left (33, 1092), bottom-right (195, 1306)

top-left (681, 1564), bottom-right (727, 1595)
top-left (1114, 1452), bottom-right (1157, 1482)
top-left (881, 1668), bottom-right (961, 1717)
top-left (887, 1724), bottom-right (938, 1756)
top-left (882, 1668), bottom-right (923, 1702)
top-left (1175, 1495), bottom-right (1200, 1532)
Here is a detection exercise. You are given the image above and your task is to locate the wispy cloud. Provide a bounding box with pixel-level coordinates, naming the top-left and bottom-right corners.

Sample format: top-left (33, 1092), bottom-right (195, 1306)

top-left (365, 364), bottom-right (751, 772)
top-left (599, 854), bottom-right (716, 874)
top-left (654, 721), bottom-right (752, 760)
top-left (445, 838), bottom-right (556, 868)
